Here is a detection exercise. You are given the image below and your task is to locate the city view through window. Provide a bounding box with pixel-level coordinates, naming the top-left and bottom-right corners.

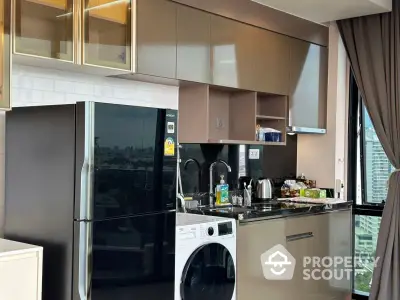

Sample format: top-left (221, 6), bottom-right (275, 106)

top-left (354, 105), bottom-right (392, 293)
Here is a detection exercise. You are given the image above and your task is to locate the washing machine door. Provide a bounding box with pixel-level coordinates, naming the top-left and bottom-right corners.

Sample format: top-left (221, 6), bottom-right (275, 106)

top-left (180, 242), bottom-right (235, 300)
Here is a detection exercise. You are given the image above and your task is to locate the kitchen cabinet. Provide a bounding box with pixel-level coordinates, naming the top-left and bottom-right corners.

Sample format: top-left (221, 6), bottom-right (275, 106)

top-left (83, 0), bottom-right (132, 70)
top-left (176, 5), bottom-right (211, 83)
top-left (237, 218), bottom-right (290, 300)
top-left (136, 0), bottom-right (177, 78)
top-left (286, 214), bottom-right (329, 300)
top-left (0, 0), bottom-right (11, 110)
top-left (179, 84), bottom-right (287, 145)
top-left (0, 239), bottom-right (43, 300)
top-left (286, 212), bottom-right (352, 300)
top-left (210, 15), bottom-right (290, 94)
top-left (253, 29), bottom-right (290, 95)
top-left (210, 15), bottom-right (239, 88)
top-left (289, 39), bottom-right (328, 130)
top-left (13, 0), bottom-right (177, 76)
top-left (236, 211), bottom-right (351, 300)
top-left (14, 0), bottom-right (74, 61)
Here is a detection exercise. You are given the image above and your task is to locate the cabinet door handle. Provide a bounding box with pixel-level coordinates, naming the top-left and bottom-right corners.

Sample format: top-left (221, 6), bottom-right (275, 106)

top-left (286, 232), bottom-right (314, 242)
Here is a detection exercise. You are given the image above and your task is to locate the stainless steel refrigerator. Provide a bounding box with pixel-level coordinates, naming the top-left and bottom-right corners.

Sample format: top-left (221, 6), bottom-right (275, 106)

top-left (5, 102), bottom-right (177, 300)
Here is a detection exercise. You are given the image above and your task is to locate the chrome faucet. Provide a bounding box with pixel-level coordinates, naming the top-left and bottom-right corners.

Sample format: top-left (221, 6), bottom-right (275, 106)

top-left (209, 159), bottom-right (232, 206)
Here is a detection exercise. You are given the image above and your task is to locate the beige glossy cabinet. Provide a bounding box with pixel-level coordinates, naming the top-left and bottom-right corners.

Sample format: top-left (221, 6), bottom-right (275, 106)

top-left (210, 15), bottom-right (239, 88)
top-left (286, 212), bottom-right (351, 300)
top-left (210, 14), bottom-right (290, 94)
top-left (237, 211), bottom-right (351, 300)
top-left (176, 5), bottom-right (211, 83)
top-left (0, 0), bottom-right (11, 110)
top-left (13, 0), bottom-right (74, 61)
top-left (136, 0), bottom-right (176, 78)
top-left (286, 214), bottom-right (330, 300)
top-left (178, 84), bottom-right (287, 145)
top-left (83, 0), bottom-right (132, 70)
top-left (254, 29), bottom-right (290, 95)
top-left (289, 39), bottom-right (328, 129)
top-left (237, 218), bottom-right (289, 300)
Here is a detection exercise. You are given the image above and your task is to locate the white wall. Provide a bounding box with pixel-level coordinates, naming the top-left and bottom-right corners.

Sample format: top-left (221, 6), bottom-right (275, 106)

top-left (0, 64), bottom-right (179, 235)
top-left (297, 23), bottom-right (349, 193)
top-left (12, 64), bottom-right (179, 109)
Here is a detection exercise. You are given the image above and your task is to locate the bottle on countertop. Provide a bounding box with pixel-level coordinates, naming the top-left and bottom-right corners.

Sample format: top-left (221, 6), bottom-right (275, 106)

top-left (244, 183), bottom-right (252, 207)
top-left (216, 175), bottom-right (229, 206)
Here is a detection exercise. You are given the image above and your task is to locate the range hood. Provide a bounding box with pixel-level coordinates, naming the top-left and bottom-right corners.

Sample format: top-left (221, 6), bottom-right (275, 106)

top-left (252, 0), bottom-right (391, 23)
top-left (286, 126), bottom-right (326, 134)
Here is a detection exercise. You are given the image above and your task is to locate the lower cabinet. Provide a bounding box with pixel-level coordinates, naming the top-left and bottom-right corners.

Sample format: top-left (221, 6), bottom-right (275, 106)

top-left (286, 212), bottom-right (352, 300)
top-left (237, 218), bottom-right (292, 300)
top-left (0, 239), bottom-right (43, 300)
top-left (237, 211), bottom-right (352, 300)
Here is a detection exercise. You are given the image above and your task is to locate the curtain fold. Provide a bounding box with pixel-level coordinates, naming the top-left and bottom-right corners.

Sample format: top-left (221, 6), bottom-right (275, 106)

top-left (337, 1), bottom-right (400, 299)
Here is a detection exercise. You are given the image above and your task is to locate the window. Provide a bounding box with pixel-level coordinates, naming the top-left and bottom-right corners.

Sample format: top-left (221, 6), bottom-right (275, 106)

top-left (359, 106), bottom-right (394, 205)
top-left (348, 73), bottom-right (386, 299)
top-left (354, 215), bottom-right (381, 293)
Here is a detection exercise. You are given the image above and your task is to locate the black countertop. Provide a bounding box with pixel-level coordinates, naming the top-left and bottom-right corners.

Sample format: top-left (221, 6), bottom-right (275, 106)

top-left (186, 200), bottom-right (352, 223)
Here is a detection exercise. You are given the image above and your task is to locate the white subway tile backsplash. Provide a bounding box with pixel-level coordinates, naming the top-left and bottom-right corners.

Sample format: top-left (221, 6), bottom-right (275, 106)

top-left (54, 80), bottom-right (72, 93)
top-left (12, 64), bottom-right (179, 110)
top-left (33, 77), bottom-right (54, 91)
top-left (73, 82), bottom-right (94, 95)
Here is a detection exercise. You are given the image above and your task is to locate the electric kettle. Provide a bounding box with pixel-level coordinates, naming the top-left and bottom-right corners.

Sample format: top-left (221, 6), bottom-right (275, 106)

top-left (256, 178), bottom-right (273, 200)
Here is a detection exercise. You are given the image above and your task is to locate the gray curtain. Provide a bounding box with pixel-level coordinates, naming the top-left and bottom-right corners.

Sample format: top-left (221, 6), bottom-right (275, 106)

top-left (337, 2), bottom-right (400, 299)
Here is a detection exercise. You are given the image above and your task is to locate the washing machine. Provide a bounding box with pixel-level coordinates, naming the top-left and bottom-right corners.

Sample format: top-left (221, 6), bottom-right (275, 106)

top-left (175, 213), bottom-right (236, 300)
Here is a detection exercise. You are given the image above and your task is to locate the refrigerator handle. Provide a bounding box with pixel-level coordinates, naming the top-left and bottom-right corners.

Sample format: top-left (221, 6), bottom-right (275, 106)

top-left (77, 101), bottom-right (95, 300)
top-left (78, 220), bottom-right (92, 300)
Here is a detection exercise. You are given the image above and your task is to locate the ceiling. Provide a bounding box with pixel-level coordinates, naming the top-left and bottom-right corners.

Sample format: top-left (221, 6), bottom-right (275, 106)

top-left (252, 0), bottom-right (392, 23)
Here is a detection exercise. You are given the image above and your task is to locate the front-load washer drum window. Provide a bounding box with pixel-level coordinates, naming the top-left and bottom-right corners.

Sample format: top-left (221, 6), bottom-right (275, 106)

top-left (180, 242), bottom-right (235, 300)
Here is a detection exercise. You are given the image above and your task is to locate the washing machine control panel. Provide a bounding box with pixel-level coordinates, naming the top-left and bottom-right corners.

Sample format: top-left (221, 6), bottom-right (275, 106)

top-left (218, 221), bottom-right (233, 236)
top-left (199, 221), bottom-right (234, 238)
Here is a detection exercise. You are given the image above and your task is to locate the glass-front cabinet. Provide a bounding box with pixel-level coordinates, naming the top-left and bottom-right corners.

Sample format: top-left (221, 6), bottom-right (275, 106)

top-left (12, 0), bottom-right (132, 70)
top-left (0, 0), bottom-right (11, 110)
top-left (83, 0), bottom-right (132, 70)
top-left (13, 0), bottom-right (74, 61)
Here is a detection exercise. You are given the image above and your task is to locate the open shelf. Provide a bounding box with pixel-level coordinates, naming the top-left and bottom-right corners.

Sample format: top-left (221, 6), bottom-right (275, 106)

top-left (256, 115), bottom-right (286, 120)
top-left (207, 139), bottom-right (286, 146)
top-left (256, 92), bottom-right (288, 144)
top-left (257, 93), bottom-right (287, 118)
top-left (178, 84), bottom-right (288, 145)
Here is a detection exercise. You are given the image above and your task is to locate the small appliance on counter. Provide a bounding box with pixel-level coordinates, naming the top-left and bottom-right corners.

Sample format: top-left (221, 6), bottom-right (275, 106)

top-left (255, 178), bottom-right (273, 201)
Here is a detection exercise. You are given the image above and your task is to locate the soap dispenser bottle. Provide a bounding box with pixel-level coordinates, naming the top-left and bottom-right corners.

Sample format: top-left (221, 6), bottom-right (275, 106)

top-left (216, 175), bottom-right (229, 206)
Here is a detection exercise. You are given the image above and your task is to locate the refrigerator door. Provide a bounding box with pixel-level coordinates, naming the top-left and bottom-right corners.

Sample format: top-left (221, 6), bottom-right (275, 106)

top-left (73, 102), bottom-right (96, 300)
top-left (75, 102), bottom-right (96, 222)
top-left (74, 103), bottom-right (177, 221)
top-left (72, 219), bottom-right (92, 300)
top-left (73, 212), bottom-right (176, 300)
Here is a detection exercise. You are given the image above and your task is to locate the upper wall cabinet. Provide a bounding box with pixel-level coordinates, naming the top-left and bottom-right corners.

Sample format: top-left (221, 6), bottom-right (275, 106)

top-left (176, 5), bottom-right (211, 83)
top-left (1, 0), bottom-right (11, 110)
top-left (289, 39), bottom-right (328, 129)
top-left (210, 16), bottom-right (240, 89)
top-left (12, 0), bottom-right (177, 76)
top-left (83, 0), bottom-right (132, 70)
top-left (253, 29), bottom-right (290, 95)
top-left (136, 0), bottom-right (177, 78)
top-left (13, 0), bottom-right (74, 61)
top-left (210, 15), bottom-right (290, 94)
